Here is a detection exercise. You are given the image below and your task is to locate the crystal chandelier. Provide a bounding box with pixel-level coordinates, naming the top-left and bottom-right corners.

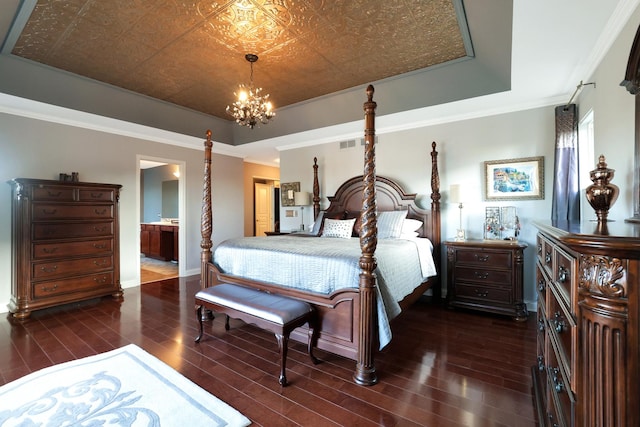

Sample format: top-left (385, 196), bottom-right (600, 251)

top-left (226, 54), bottom-right (275, 129)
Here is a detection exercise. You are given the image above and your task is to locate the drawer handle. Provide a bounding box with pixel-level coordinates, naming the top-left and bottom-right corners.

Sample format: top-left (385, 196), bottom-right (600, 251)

top-left (558, 265), bottom-right (568, 283)
top-left (47, 191), bottom-right (62, 197)
top-left (548, 413), bottom-right (560, 427)
top-left (553, 312), bottom-right (566, 334)
top-left (474, 254), bottom-right (490, 262)
top-left (551, 367), bottom-right (565, 393)
top-left (537, 279), bottom-right (545, 292)
top-left (537, 355), bottom-right (545, 371)
top-left (42, 247), bottom-right (58, 254)
top-left (538, 319), bottom-right (545, 332)
top-left (93, 259), bottom-right (108, 267)
top-left (94, 226), bottom-right (108, 232)
top-left (93, 276), bottom-right (108, 284)
top-left (474, 289), bottom-right (489, 298)
top-left (93, 243), bottom-right (107, 249)
top-left (94, 208), bottom-right (107, 215)
top-left (41, 208), bottom-right (57, 215)
top-left (91, 192), bottom-right (104, 199)
top-left (537, 243), bottom-right (542, 255)
top-left (474, 271), bottom-right (489, 280)
top-left (40, 265), bottom-right (57, 273)
top-left (545, 251), bottom-right (552, 265)
top-left (41, 284), bottom-right (58, 292)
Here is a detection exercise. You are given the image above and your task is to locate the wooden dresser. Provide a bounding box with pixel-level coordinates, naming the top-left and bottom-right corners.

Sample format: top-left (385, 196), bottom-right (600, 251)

top-left (532, 220), bottom-right (639, 427)
top-left (9, 178), bottom-right (123, 319)
top-left (445, 240), bottom-right (528, 320)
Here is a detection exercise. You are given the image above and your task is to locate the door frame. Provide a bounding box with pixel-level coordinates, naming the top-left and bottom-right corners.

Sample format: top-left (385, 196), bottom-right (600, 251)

top-left (136, 155), bottom-right (186, 280)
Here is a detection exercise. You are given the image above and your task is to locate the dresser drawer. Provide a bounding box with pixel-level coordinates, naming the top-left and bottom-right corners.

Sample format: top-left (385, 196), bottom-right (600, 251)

top-left (33, 256), bottom-right (113, 279)
top-left (454, 248), bottom-right (512, 268)
top-left (32, 185), bottom-right (75, 201)
top-left (538, 234), bottom-right (553, 277)
top-left (453, 282), bottom-right (512, 305)
top-left (454, 266), bottom-right (512, 285)
top-left (32, 204), bottom-right (114, 220)
top-left (78, 188), bottom-right (115, 202)
top-left (547, 340), bottom-right (575, 427)
top-left (547, 286), bottom-right (576, 389)
top-left (554, 248), bottom-right (575, 309)
top-left (33, 239), bottom-right (113, 259)
top-left (32, 272), bottom-right (115, 299)
top-left (33, 221), bottom-right (113, 239)
top-left (536, 262), bottom-right (548, 302)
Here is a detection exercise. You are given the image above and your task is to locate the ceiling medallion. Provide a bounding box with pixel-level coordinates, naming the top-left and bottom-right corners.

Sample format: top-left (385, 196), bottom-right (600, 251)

top-left (226, 54), bottom-right (275, 129)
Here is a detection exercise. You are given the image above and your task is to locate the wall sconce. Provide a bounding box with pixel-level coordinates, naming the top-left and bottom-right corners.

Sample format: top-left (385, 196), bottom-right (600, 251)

top-left (294, 191), bottom-right (311, 231)
top-left (450, 184), bottom-right (465, 241)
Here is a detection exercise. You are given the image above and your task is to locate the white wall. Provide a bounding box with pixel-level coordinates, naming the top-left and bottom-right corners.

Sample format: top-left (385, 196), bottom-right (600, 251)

top-left (0, 113), bottom-right (244, 312)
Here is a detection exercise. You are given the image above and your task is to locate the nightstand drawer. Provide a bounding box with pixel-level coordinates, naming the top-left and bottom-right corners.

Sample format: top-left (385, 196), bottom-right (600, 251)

top-left (453, 283), bottom-right (512, 304)
top-left (454, 266), bottom-right (512, 285)
top-left (455, 248), bottom-right (512, 267)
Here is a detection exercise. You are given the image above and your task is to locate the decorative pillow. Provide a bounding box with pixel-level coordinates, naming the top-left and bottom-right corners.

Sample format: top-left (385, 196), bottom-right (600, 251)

top-left (321, 218), bottom-right (356, 238)
top-left (318, 211), bottom-right (346, 235)
top-left (377, 210), bottom-right (408, 239)
top-left (400, 231), bottom-right (419, 239)
top-left (344, 211), bottom-right (362, 237)
top-left (402, 218), bottom-right (423, 235)
top-left (310, 211), bottom-right (326, 236)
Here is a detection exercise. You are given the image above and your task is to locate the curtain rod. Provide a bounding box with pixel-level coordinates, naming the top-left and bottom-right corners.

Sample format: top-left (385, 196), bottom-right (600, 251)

top-left (564, 80), bottom-right (596, 110)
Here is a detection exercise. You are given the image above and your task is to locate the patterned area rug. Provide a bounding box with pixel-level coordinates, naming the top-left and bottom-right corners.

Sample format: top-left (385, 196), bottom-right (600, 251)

top-left (141, 256), bottom-right (178, 284)
top-left (0, 344), bottom-right (250, 426)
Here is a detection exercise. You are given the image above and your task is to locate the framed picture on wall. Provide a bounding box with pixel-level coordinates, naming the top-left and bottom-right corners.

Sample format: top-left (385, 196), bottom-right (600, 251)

top-left (280, 182), bottom-right (300, 206)
top-left (484, 156), bottom-right (544, 201)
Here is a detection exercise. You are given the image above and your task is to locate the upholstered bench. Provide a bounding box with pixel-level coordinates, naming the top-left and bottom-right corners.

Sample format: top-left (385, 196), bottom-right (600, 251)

top-left (194, 283), bottom-right (319, 386)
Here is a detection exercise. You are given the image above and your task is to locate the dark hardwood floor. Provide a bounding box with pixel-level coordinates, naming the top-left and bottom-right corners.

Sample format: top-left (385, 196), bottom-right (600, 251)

top-left (0, 276), bottom-right (537, 426)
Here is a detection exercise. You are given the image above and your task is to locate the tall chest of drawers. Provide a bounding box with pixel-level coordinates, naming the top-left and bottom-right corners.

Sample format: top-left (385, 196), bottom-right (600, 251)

top-left (532, 221), bottom-right (639, 427)
top-left (9, 178), bottom-right (123, 319)
top-left (445, 240), bottom-right (528, 320)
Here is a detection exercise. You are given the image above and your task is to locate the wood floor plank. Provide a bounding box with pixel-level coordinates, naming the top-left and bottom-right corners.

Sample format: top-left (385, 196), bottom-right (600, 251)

top-left (0, 275), bottom-right (538, 426)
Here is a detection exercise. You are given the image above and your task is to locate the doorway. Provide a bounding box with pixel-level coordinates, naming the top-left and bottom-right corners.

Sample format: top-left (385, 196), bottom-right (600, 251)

top-left (138, 157), bottom-right (185, 283)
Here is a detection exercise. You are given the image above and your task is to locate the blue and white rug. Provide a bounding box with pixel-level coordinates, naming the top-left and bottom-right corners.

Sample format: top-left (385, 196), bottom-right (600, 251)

top-left (0, 344), bottom-right (250, 426)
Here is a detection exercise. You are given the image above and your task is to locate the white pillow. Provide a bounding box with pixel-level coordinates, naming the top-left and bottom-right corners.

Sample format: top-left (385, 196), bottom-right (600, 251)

top-left (402, 218), bottom-right (423, 235)
top-left (321, 218), bottom-right (356, 238)
top-left (377, 210), bottom-right (408, 239)
top-left (400, 231), bottom-right (419, 239)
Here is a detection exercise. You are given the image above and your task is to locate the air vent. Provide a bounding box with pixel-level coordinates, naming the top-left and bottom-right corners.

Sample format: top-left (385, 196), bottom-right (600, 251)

top-left (360, 136), bottom-right (378, 146)
top-left (339, 140), bottom-right (357, 149)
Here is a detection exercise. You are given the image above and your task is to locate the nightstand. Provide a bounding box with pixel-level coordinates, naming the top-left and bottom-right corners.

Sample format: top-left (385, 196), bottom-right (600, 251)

top-left (445, 240), bottom-right (528, 321)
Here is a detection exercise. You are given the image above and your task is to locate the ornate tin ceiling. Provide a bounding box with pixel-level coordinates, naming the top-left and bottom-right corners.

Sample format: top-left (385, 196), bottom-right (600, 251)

top-left (11, 0), bottom-right (469, 121)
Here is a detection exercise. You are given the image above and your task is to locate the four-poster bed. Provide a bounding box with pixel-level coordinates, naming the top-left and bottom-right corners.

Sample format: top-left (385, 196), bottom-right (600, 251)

top-left (199, 85), bottom-right (441, 385)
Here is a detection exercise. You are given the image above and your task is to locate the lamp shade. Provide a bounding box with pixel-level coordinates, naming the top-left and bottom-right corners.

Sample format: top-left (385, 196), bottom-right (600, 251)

top-left (449, 184), bottom-right (463, 204)
top-left (294, 191), bottom-right (311, 206)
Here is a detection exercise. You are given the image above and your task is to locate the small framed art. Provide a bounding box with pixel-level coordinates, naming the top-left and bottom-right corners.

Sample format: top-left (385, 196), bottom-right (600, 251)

top-left (280, 182), bottom-right (300, 206)
top-left (484, 156), bottom-right (544, 201)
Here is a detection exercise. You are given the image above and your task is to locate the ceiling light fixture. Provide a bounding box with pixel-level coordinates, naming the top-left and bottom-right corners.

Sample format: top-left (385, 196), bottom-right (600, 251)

top-left (226, 54), bottom-right (275, 129)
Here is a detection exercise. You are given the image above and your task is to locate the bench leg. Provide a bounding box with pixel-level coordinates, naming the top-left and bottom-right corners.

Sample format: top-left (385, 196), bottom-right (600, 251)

top-left (224, 314), bottom-right (230, 331)
top-left (307, 320), bottom-right (320, 365)
top-left (195, 304), bottom-right (204, 343)
top-left (275, 333), bottom-right (289, 386)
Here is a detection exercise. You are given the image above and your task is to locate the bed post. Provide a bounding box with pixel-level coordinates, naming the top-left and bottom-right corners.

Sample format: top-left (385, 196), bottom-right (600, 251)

top-left (430, 141), bottom-right (442, 300)
top-left (200, 130), bottom-right (213, 292)
top-left (354, 85), bottom-right (378, 386)
top-left (312, 157), bottom-right (320, 220)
